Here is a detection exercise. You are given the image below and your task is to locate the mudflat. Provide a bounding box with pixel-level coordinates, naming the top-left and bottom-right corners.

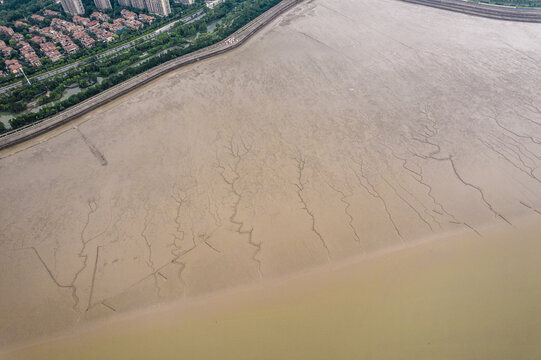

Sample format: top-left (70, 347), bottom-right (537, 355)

top-left (1, 0), bottom-right (541, 354)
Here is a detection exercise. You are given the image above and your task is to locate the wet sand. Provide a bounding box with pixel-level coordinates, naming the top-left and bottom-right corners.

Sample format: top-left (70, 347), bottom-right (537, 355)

top-left (1, 0), bottom-right (541, 355)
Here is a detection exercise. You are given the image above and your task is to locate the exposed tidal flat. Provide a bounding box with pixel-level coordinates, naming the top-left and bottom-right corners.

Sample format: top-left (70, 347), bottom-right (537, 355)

top-left (1, 0), bottom-right (541, 357)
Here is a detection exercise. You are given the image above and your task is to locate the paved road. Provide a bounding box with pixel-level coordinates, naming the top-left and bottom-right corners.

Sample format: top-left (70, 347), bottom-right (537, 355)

top-left (400, 0), bottom-right (541, 21)
top-left (0, 9), bottom-right (205, 95)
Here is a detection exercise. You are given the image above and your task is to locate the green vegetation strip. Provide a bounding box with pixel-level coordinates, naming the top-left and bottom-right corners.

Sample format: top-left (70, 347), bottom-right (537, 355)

top-left (473, 0), bottom-right (541, 7)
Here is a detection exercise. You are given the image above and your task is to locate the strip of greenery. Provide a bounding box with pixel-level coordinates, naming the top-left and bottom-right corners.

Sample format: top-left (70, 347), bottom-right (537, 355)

top-left (5, 0), bottom-right (283, 131)
top-left (470, 0), bottom-right (541, 7)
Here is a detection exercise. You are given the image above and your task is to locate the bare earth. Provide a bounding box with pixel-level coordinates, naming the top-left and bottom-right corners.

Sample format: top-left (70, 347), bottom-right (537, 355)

top-left (1, 0), bottom-right (541, 354)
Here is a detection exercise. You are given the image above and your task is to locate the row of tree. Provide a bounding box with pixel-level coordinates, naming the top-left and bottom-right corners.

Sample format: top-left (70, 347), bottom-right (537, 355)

top-left (477, 0), bottom-right (541, 6)
top-left (8, 0), bottom-right (284, 130)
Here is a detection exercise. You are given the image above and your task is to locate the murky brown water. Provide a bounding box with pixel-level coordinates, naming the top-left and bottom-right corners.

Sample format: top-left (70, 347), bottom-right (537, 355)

top-left (1, 0), bottom-right (541, 356)
top-left (5, 217), bottom-right (541, 359)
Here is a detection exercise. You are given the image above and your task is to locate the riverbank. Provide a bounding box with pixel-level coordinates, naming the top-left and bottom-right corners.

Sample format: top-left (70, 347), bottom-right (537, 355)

top-left (0, 0), bottom-right (302, 150)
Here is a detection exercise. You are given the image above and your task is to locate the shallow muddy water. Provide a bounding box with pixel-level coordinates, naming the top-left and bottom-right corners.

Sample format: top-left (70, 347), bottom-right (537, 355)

top-left (5, 217), bottom-right (541, 359)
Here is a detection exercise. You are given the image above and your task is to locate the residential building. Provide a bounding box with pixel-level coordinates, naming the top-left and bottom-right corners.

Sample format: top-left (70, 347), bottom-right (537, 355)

top-left (31, 35), bottom-right (47, 44)
top-left (174, 0), bottom-right (194, 4)
top-left (17, 41), bottom-right (33, 53)
top-left (31, 14), bottom-right (45, 22)
top-left (11, 33), bottom-right (24, 42)
top-left (103, 18), bottom-right (126, 32)
top-left (51, 17), bottom-right (84, 34)
top-left (123, 18), bottom-right (143, 30)
top-left (139, 14), bottom-right (154, 23)
top-left (73, 15), bottom-right (90, 26)
top-left (0, 40), bottom-right (13, 57)
top-left (0, 26), bottom-right (14, 36)
top-left (60, 0), bottom-right (85, 15)
top-left (0, 46), bottom-right (13, 57)
top-left (72, 31), bottom-right (95, 47)
top-left (44, 9), bottom-right (61, 17)
top-left (39, 26), bottom-right (64, 42)
top-left (145, 0), bottom-right (170, 16)
top-left (94, 0), bottom-right (112, 10)
top-left (18, 41), bottom-right (42, 67)
top-left (40, 42), bottom-right (63, 62)
top-left (90, 11), bottom-right (110, 22)
top-left (131, 0), bottom-right (146, 9)
top-left (117, 0), bottom-right (132, 6)
top-left (14, 21), bottom-right (28, 28)
top-left (91, 27), bottom-right (114, 41)
top-left (26, 53), bottom-right (42, 67)
top-left (58, 35), bottom-right (79, 54)
top-left (121, 9), bottom-right (137, 19)
top-left (5, 59), bottom-right (22, 74)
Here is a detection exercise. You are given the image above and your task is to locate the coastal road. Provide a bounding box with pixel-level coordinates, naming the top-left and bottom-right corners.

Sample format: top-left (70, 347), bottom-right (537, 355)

top-left (0, 9), bottom-right (205, 95)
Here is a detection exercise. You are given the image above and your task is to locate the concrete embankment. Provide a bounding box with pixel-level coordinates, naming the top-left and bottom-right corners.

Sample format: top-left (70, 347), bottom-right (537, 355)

top-left (0, 0), bottom-right (302, 150)
top-left (399, 0), bottom-right (541, 22)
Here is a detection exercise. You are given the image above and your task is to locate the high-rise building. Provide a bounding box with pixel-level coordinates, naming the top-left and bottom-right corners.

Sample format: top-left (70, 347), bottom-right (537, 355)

top-left (145, 0), bottom-right (170, 16)
top-left (117, 0), bottom-right (131, 7)
top-left (94, 0), bottom-right (112, 10)
top-left (174, 0), bottom-right (194, 4)
top-left (130, 0), bottom-right (146, 9)
top-left (60, 0), bottom-right (85, 15)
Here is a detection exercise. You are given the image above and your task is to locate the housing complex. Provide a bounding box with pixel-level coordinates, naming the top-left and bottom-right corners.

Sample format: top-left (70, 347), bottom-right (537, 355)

top-left (60, 0), bottom-right (172, 16)
top-left (0, 7), bottom-right (157, 76)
